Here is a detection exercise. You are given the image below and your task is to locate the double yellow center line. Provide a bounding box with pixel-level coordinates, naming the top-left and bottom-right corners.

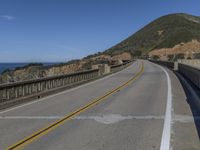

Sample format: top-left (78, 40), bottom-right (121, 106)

top-left (5, 61), bottom-right (144, 150)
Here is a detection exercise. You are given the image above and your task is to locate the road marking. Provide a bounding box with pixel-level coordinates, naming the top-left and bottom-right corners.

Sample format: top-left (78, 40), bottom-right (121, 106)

top-left (5, 62), bottom-right (144, 150)
top-left (153, 63), bottom-right (172, 150)
top-left (0, 61), bottom-right (137, 114)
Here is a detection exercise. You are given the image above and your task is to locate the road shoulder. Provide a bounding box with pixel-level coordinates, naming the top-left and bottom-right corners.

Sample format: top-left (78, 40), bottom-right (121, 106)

top-left (165, 67), bottom-right (200, 150)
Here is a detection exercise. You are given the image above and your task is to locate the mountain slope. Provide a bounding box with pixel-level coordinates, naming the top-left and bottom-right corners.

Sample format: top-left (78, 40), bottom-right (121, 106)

top-left (104, 13), bottom-right (200, 56)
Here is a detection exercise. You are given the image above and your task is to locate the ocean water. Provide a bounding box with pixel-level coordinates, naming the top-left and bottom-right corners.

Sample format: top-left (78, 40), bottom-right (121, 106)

top-left (0, 63), bottom-right (58, 74)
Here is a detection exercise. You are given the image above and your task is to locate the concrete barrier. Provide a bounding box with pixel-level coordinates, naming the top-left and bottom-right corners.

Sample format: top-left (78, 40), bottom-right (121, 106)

top-left (178, 64), bottom-right (200, 89)
top-left (150, 60), bottom-right (200, 89)
top-left (177, 59), bottom-right (200, 69)
top-left (150, 60), bottom-right (174, 69)
top-left (0, 69), bottom-right (99, 103)
top-left (92, 64), bottom-right (110, 75)
top-left (0, 61), bottom-right (133, 108)
top-left (110, 61), bottom-right (132, 73)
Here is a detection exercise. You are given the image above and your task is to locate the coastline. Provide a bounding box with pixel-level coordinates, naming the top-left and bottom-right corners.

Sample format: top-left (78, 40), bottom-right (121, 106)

top-left (0, 62), bottom-right (59, 74)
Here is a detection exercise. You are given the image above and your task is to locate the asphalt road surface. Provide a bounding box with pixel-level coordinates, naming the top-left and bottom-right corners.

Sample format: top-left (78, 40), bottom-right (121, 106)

top-left (0, 60), bottom-right (199, 150)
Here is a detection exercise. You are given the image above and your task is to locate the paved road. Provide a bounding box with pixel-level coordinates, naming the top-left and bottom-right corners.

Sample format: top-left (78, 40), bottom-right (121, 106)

top-left (0, 60), bottom-right (199, 150)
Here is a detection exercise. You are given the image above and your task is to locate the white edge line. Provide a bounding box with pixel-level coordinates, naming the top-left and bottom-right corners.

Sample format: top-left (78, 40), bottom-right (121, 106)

top-left (0, 61), bottom-right (137, 114)
top-left (152, 62), bottom-right (172, 150)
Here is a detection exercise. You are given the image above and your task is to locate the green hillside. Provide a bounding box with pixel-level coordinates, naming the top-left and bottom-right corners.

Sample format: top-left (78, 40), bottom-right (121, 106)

top-left (104, 13), bottom-right (200, 56)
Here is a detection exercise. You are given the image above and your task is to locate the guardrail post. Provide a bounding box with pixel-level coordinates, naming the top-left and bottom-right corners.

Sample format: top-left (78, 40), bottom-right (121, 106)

top-left (6, 88), bottom-right (10, 100)
top-left (15, 87), bottom-right (18, 98)
top-left (174, 62), bottom-right (178, 71)
top-left (92, 64), bottom-right (110, 76)
top-left (0, 90), bottom-right (2, 101)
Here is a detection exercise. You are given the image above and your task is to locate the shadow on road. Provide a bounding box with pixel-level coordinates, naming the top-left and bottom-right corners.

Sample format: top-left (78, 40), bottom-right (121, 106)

top-left (177, 73), bottom-right (200, 139)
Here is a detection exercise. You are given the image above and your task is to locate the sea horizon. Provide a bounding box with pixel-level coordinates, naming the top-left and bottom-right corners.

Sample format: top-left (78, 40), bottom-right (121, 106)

top-left (0, 62), bottom-right (60, 74)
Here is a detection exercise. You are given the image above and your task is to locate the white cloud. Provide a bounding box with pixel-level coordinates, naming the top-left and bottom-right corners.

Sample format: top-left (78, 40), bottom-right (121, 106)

top-left (0, 15), bottom-right (15, 20)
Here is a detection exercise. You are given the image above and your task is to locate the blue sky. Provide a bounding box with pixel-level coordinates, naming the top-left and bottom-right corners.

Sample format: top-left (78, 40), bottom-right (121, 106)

top-left (0, 0), bottom-right (200, 62)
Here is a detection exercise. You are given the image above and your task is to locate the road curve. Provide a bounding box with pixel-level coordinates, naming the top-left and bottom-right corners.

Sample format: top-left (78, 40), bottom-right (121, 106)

top-left (0, 60), bottom-right (199, 150)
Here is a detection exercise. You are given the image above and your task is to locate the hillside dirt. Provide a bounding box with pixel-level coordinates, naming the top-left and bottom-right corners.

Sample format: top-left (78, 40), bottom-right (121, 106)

top-left (148, 39), bottom-right (200, 60)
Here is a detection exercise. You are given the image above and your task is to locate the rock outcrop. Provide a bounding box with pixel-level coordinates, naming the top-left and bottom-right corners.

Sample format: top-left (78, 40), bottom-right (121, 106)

top-left (111, 52), bottom-right (132, 61)
top-left (148, 40), bottom-right (200, 60)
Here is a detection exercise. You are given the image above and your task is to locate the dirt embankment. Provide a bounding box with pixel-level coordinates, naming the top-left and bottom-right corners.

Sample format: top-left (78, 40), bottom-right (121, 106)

top-left (149, 40), bottom-right (200, 60)
top-left (111, 52), bottom-right (132, 61)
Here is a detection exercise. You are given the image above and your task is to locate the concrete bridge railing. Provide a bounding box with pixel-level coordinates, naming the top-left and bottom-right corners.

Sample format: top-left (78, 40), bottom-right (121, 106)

top-left (177, 59), bottom-right (200, 69)
top-left (150, 60), bottom-right (200, 89)
top-left (110, 61), bottom-right (131, 73)
top-left (0, 69), bottom-right (99, 103)
top-left (178, 64), bottom-right (200, 89)
top-left (0, 61), bottom-right (132, 107)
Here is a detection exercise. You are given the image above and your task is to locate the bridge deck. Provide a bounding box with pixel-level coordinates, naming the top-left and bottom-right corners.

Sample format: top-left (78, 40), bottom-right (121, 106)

top-left (0, 60), bottom-right (199, 150)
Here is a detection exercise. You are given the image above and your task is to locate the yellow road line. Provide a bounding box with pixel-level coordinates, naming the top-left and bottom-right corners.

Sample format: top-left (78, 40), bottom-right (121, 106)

top-left (5, 62), bottom-right (144, 150)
